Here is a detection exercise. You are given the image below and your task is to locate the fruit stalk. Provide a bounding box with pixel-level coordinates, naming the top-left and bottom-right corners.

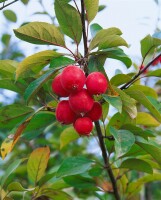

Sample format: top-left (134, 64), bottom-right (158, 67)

top-left (95, 121), bottom-right (121, 200)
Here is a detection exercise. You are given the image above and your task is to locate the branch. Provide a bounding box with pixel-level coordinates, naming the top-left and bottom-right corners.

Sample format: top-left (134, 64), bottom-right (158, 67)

top-left (95, 121), bottom-right (120, 200)
top-left (120, 53), bottom-right (161, 90)
top-left (0, 0), bottom-right (19, 10)
top-left (80, 0), bottom-right (88, 58)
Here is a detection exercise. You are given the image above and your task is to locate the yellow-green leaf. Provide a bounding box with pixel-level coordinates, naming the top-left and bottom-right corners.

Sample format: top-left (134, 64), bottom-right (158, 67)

top-left (60, 127), bottom-right (80, 149)
top-left (136, 112), bottom-right (160, 127)
top-left (0, 60), bottom-right (18, 78)
top-left (16, 50), bottom-right (61, 79)
top-left (89, 27), bottom-right (122, 50)
top-left (14, 22), bottom-right (65, 46)
top-left (84, 0), bottom-right (99, 23)
top-left (27, 147), bottom-right (50, 183)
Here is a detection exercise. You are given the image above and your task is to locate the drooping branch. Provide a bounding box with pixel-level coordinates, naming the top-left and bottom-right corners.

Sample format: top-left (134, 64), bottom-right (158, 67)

top-left (120, 53), bottom-right (161, 90)
top-left (0, 0), bottom-right (19, 10)
top-left (95, 121), bottom-right (121, 200)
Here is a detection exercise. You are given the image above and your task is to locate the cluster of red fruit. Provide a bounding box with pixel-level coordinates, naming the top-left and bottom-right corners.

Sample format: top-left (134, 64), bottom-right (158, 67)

top-left (51, 65), bottom-right (108, 136)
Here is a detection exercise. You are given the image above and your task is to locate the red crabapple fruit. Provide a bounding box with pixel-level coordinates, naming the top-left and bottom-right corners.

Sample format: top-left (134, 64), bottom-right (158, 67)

top-left (52, 74), bottom-right (70, 97)
top-left (85, 101), bottom-right (102, 121)
top-left (86, 72), bottom-right (108, 95)
top-left (61, 65), bottom-right (86, 93)
top-left (74, 117), bottom-right (93, 136)
top-left (69, 89), bottom-right (94, 114)
top-left (56, 100), bottom-right (77, 124)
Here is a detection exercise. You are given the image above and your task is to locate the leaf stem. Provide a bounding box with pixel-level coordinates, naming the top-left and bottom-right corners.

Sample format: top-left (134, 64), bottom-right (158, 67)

top-left (94, 121), bottom-right (121, 200)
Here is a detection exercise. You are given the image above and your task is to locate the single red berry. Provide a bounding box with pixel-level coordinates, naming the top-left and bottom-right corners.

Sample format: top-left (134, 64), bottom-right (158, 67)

top-left (61, 65), bottom-right (86, 93)
top-left (86, 72), bottom-right (108, 95)
top-left (69, 89), bottom-right (94, 114)
top-left (85, 101), bottom-right (102, 121)
top-left (52, 74), bottom-right (70, 97)
top-left (74, 117), bottom-right (93, 136)
top-left (56, 100), bottom-right (77, 125)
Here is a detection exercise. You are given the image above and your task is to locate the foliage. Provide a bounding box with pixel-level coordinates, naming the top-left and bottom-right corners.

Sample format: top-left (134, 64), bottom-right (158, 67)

top-left (0, 0), bottom-right (161, 200)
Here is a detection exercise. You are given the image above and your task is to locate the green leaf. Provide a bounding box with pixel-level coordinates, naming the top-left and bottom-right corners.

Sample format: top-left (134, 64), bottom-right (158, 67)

top-left (110, 74), bottom-right (132, 86)
top-left (98, 35), bottom-right (128, 50)
top-left (0, 60), bottom-right (18, 78)
top-left (0, 104), bottom-right (34, 129)
top-left (127, 174), bottom-right (161, 194)
top-left (146, 96), bottom-right (161, 113)
top-left (64, 175), bottom-right (95, 189)
top-left (21, 0), bottom-right (29, 4)
top-left (98, 5), bottom-right (106, 12)
top-left (24, 67), bottom-right (62, 104)
top-left (120, 158), bottom-right (153, 174)
top-left (55, 0), bottom-right (82, 44)
top-left (110, 127), bottom-right (135, 157)
top-left (136, 137), bottom-right (161, 166)
top-left (136, 112), bottom-right (160, 127)
top-left (41, 188), bottom-right (72, 200)
top-left (16, 50), bottom-right (61, 79)
top-left (114, 87), bottom-right (137, 119)
top-left (27, 147), bottom-right (50, 183)
top-left (89, 27), bottom-right (122, 50)
top-left (147, 69), bottom-right (161, 77)
top-left (0, 79), bottom-right (23, 93)
top-left (2, 34), bottom-right (11, 46)
top-left (14, 22), bottom-right (65, 46)
top-left (127, 85), bottom-right (158, 99)
top-left (7, 182), bottom-right (35, 192)
top-left (0, 159), bottom-right (24, 188)
top-left (141, 34), bottom-right (161, 57)
top-left (125, 88), bottom-right (161, 122)
top-left (22, 111), bottom-right (55, 140)
top-left (60, 127), bottom-right (80, 149)
top-left (102, 102), bottom-right (109, 121)
top-left (90, 23), bottom-right (102, 38)
top-left (91, 48), bottom-right (132, 68)
top-left (84, 0), bottom-right (99, 23)
top-left (88, 55), bottom-right (106, 74)
top-left (50, 56), bottom-right (75, 68)
top-left (56, 156), bottom-right (93, 178)
top-left (3, 10), bottom-right (17, 22)
top-left (102, 94), bottom-right (122, 113)
top-left (121, 124), bottom-right (155, 139)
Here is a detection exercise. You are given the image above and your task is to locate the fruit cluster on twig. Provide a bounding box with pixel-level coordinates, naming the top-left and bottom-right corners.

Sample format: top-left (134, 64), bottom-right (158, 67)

top-left (52, 65), bottom-right (108, 136)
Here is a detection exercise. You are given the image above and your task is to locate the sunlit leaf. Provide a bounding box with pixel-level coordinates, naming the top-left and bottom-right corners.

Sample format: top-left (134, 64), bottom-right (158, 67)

top-left (14, 22), bottom-right (65, 46)
top-left (110, 74), bottom-right (132, 86)
top-left (0, 60), bottom-right (18, 78)
top-left (125, 88), bottom-right (161, 122)
top-left (84, 0), bottom-right (99, 23)
top-left (60, 127), bottom-right (80, 149)
top-left (89, 27), bottom-right (122, 50)
top-left (16, 50), bottom-right (61, 79)
top-left (136, 112), bottom-right (160, 127)
top-left (147, 69), bottom-right (161, 77)
top-left (7, 182), bottom-right (35, 192)
top-left (27, 147), bottom-right (50, 183)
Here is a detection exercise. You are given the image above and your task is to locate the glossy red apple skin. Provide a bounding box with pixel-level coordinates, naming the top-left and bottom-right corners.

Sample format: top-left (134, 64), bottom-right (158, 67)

top-left (61, 65), bottom-right (86, 93)
top-left (74, 117), bottom-right (93, 136)
top-left (85, 101), bottom-right (102, 121)
top-left (56, 100), bottom-right (78, 125)
top-left (52, 74), bottom-right (70, 97)
top-left (69, 89), bottom-right (94, 114)
top-left (86, 72), bottom-right (108, 95)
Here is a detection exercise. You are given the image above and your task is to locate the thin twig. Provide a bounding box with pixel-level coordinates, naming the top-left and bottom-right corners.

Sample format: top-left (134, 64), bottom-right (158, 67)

top-left (0, 0), bottom-right (19, 10)
top-left (120, 53), bottom-right (161, 90)
top-left (95, 121), bottom-right (121, 200)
